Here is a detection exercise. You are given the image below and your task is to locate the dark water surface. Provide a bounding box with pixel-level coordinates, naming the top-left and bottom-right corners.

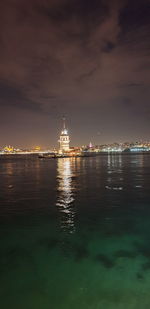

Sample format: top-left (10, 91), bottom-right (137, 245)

top-left (0, 154), bottom-right (150, 309)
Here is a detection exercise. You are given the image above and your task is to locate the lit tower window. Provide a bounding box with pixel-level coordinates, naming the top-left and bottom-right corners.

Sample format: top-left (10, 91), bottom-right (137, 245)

top-left (58, 118), bottom-right (70, 153)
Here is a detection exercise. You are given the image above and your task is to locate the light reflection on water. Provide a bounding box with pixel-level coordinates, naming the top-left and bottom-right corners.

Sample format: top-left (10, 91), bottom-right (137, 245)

top-left (106, 154), bottom-right (124, 190)
top-left (56, 158), bottom-right (76, 233)
top-left (0, 154), bottom-right (150, 309)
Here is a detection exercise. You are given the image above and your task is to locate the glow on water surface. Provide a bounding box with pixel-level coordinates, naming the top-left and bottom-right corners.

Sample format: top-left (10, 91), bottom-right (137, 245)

top-left (0, 154), bottom-right (150, 309)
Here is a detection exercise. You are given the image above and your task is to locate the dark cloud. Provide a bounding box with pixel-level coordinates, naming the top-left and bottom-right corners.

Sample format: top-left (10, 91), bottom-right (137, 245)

top-left (102, 41), bottom-right (116, 53)
top-left (0, 80), bottom-right (35, 110)
top-left (76, 67), bottom-right (98, 82)
top-left (0, 80), bottom-right (54, 113)
top-left (119, 82), bottom-right (144, 88)
top-left (119, 0), bottom-right (150, 34)
top-left (0, 0), bottom-right (149, 147)
top-left (37, 0), bottom-right (108, 25)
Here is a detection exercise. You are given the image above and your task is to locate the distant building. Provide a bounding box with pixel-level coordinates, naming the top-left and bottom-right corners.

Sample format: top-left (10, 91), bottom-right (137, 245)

top-left (3, 145), bottom-right (14, 153)
top-left (33, 146), bottom-right (41, 152)
top-left (58, 118), bottom-right (70, 153)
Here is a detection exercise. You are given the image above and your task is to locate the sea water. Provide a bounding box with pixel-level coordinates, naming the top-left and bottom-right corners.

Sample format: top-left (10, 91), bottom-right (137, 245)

top-left (0, 154), bottom-right (150, 309)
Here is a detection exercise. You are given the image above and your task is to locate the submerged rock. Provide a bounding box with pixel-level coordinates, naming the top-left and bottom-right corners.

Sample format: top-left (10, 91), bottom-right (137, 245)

top-left (114, 249), bottom-right (137, 259)
top-left (136, 272), bottom-right (144, 280)
top-left (142, 261), bottom-right (150, 271)
top-left (95, 253), bottom-right (114, 268)
top-left (73, 244), bottom-right (89, 262)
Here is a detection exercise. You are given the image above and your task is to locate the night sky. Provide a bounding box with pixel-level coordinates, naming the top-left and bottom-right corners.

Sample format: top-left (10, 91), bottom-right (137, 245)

top-left (0, 0), bottom-right (150, 148)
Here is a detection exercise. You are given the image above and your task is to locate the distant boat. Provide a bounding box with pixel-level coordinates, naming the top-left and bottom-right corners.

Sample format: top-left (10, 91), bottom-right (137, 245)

top-left (38, 153), bottom-right (73, 159)
top-left (39, 151), bottom-right (100, 159)
top-left (38, 153), bottom-right (56, 159)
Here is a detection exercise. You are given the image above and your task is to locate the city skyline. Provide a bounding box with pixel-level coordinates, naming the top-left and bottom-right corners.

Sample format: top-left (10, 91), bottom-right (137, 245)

top-left (0, 0), bottom-right (150, 147)
top-left (1, 138), bottom-right (150, 152)
top-left (0, 117), bottom-right (150, 150)
top-left (0, 117), bottom-right (150, 149)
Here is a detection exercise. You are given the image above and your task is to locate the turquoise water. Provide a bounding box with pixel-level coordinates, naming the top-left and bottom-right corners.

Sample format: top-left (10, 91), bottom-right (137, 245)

top-left (0, 154), bottom-right (150, 309)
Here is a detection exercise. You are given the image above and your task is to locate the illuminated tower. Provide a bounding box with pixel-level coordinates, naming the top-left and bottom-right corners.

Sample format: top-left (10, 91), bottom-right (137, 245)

top-left (58, 118), bottom-right (70, 153)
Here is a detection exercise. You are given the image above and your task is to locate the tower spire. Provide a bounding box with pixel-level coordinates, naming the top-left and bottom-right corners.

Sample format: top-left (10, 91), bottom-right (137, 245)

top-left (63, 117), bottom-right (66, 129)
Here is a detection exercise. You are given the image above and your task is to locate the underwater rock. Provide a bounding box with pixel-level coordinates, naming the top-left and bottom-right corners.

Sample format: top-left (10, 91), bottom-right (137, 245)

top-left (114, 249), bottom-right (137, 259)
top-left (60, 240), bottom-right (89, 262)
top-left (134, 242), bottom-right (150, 258)
top-left (0, 246), bottom-right (35, 275)
top-left (142, 261), bottom-right (150, 271)
top-left (140, 248), bottom-right (150, 258)
top-left (136, 272), bottom-right (144, 280)
top-left (95, 253), bottom-right (114, 268)
top-left (73, 244), bottom-right (89, 262)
